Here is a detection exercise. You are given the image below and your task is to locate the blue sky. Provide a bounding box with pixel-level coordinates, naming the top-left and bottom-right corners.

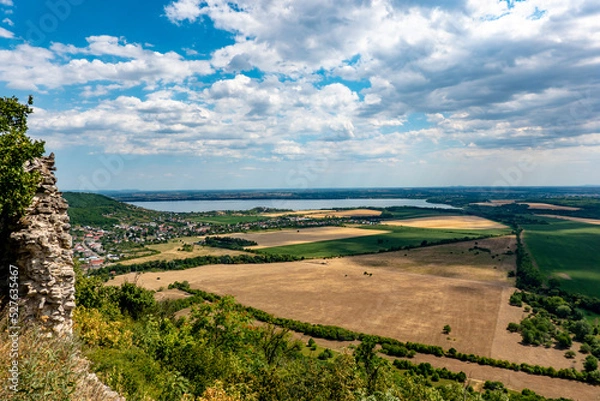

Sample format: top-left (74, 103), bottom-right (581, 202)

top-left (1, 0), bottom-right (599, 191)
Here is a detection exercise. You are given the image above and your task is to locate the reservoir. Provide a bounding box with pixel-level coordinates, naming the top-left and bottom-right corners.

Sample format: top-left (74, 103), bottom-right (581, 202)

top-left (129, 198), bottom-right (457, 213)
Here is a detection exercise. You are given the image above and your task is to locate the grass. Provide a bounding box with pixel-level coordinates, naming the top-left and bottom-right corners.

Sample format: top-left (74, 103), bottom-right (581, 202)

top-left (0, 317), bottom-right (114, 401)
top-left (579, 309), bottom-right (600, 326)
top-left (522, 216), bottom-right (600, 297)
top-left (118, 236), bottom-right (248, 266)
top-left (383, 206), bottom-right (463, 220)
top-left (258, 225), bottom-right (510, 258)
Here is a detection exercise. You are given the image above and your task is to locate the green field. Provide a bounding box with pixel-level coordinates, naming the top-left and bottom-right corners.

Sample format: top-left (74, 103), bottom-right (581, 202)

top-left (258, 225), bottom-right (510, 258)
top-left (522, 216), bottom-right (600, 297)
top-left (382, 206), bottom-right (463, 220)
top-left (187, 214), bottom-right (270, 225)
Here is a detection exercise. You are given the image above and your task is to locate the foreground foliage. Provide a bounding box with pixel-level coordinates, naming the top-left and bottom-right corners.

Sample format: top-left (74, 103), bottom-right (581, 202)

top-left (0, 314), bottom-right (119, 400)
top-left (72, 270), bottom-right (575, 400)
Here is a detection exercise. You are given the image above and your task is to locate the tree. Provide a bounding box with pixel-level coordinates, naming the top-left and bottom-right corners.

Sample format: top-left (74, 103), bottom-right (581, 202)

top-left (584, 355), bottom-right (598, 372)
top-left (190, 296), bottom-right (251, 351)
top-left (0, 96), bottom-right (45, 299)
top-left (443, 324), bottom-right (452, 335)
top-left (0, 95), bottom-right (45, 221)
top-left (571, 320), bottom-right (593, 342)
top-left (354, 338), bottom-right (386, 395)
top-left (556, 331), bottom-right (572, 349)
top-left (117, 282), bottom-right (157, 319)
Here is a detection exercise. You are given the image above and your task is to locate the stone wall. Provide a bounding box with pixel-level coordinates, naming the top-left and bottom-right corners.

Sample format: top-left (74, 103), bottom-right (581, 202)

top-left (10, 153), bottom-right (75, 336)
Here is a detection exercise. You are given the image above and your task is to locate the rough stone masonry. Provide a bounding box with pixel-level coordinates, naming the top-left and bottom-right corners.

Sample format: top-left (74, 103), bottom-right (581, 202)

top-left (10, 153), bottom-right (75, 336)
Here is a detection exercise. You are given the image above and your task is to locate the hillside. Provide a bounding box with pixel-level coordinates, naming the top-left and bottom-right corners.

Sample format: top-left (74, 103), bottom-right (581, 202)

top-left (63, 192), bottom-right (160, 227)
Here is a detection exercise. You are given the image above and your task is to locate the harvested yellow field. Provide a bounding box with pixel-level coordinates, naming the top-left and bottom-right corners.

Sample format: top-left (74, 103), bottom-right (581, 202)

top-left (228, 226), bottom-right (390, 249)
top-left (153, 288), bottom-right (190, 301)
top-left (263, 208), bottom-right (381, 218)
top-left (471, 201), bottom-right (580, 211)
top-left (309, 209), bottom-right (382, 218)
top-left (348, 236), bottom-right (517, 283)
top-left (382, 215), bottom-right (507, 229)
top-left (112, 236), bottom-right (578, 374)
top-left (537, 214), bottom-right (600, 225)
top-left (118, 237), bottom-right (248, 266)
top-left (110, 259), bottom-right (507, 356)
top-left (521, 203), bottom-right (580, 211)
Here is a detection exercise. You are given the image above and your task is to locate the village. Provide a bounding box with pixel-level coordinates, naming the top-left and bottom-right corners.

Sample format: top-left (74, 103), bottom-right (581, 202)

top-left (70, 211), bottom-right (377, 269)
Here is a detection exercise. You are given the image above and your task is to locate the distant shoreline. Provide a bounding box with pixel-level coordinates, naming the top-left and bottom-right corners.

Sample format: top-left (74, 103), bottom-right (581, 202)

top-left (96, 186), bottom-right (600, 203)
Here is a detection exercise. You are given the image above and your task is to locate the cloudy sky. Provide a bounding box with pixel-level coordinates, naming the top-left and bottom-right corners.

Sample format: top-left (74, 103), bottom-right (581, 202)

top-left (1, 0), bottom-right (599, 191)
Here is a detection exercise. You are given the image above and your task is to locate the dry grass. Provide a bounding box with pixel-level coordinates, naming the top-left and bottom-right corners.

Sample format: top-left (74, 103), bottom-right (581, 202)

top-left (537, 214), bottom-right (600, 225)
top-left (112, 234), bottom-right (588, 398)
top-left (153, 288), bottom-right (190, 302)
top-left (382, 215), bottom-right (507, 229)
top-left (471, 201), bottom-right (580, 212)
top-left (347, 236), bottom-right (517, 283)
top-left (110, 258), bottom-right (508, 356)
top-left (408, 353), bottom-right (599, 401)
top-left (118, 237), bottom-right (248, 266)
top-left (0, 317), bottom-right (122, 401)
top-left (227, 226), bottom-right (390, 249)
top-left (522, 203), bottom-right (580, 211)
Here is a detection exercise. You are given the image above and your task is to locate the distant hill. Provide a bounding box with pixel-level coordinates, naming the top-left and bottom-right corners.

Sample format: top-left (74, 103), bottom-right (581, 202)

top-left (63, 192), bottom-right (152, 227)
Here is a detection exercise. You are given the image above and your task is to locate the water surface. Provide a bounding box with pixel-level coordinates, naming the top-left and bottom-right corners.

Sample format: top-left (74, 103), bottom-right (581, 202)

top-left (129, 198), bottom-right (457, 213)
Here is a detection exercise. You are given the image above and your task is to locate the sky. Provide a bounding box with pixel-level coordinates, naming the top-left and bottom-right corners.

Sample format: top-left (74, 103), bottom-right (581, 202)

top-left (0, 0), bottom-right (599, 191)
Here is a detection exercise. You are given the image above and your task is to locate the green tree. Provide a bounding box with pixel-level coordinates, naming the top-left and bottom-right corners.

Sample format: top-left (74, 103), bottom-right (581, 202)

top-left (556, 331), bottom-right (572, 349)
top-left (258, 324), bottom-right (301, 365)
top-left (0, 95), bottom-right (45, 221)
top-left (443, 324), bottom-right (452, 335)
top-left (190, 296), bottom-right (251, 350)
top-left (584, 355), bottom-right (598, 372)
top-left (117, 282), bottom-right (157, 319)
top-left (354, 338), bottom-right (386, 395)
top-left (0, 96), bottom-right (45, 299)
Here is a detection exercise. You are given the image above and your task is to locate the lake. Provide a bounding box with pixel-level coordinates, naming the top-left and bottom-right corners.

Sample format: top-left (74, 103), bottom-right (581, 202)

top-left (129, 198), bottom-right (457, 213)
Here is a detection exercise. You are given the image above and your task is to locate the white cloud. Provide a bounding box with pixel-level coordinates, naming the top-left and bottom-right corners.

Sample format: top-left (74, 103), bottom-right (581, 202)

top-left (164, 0), bottom-right (204, 24)
top-left (0, 37), bottom-right (212, 91)
top-left (2, 17), bottom-right (13, 26)
top-left (0, 26), bottom-right (12, 38)
top-left (2, 0), bottom-right (597, 188)
top-left (0, 0), bottom-right (13, 6)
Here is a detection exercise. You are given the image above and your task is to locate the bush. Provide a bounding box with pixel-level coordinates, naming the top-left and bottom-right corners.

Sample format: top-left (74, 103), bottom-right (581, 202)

top-left (584, 355), bottom-right (598, 372)
top-left (507, 322), bottom-right (520, 333)
top-left (317, 349), bottom-right (334, 360)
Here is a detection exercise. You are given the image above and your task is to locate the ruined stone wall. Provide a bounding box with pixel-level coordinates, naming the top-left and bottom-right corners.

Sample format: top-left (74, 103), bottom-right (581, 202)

top-left (10, 153), bottom-right (75, 336)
